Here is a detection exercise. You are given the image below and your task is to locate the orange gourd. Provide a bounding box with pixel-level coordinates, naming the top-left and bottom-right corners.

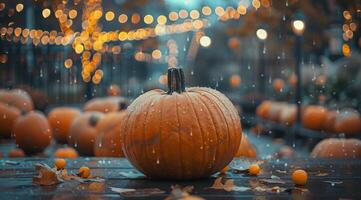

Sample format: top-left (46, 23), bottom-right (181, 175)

top-left (272, 78), bottom-right (285, 92)
top-left (235, 134), bottom-right (257, 158)
top-left (48, 107), bottom-right (82, 143)
top-left (8, 148), bottom-right (25, 158)
top-left (107, 84), bottom-right (121, 96)
top-left (279, 104), bottom-right (297, 126)
top-left (334, 109), bottom-right (361, 135)
top-left (94, 112), bottom-right (126, 157)
top-left (84, 97), bottom-right (128, 113)
top-left (311, 138), bottom-right (361, 159)
top-left (121, 67), bottom-right (242, 180)
top-left (256, 101), bottom-right (272, 119)
top-left (0, 89), bottom-right (33, 112)
top-left (68, 112), bottom-right (104, 156)
top-left (302, 105), bottom-right (327, 131)
top-left (267, 102), bottom-right (287, 122)
top-left (13, 111), bottom-right (52, 154)
top-left (0, 103), bottom-right (21, 138)
top-left (54, 147), bottom-right (79, 159)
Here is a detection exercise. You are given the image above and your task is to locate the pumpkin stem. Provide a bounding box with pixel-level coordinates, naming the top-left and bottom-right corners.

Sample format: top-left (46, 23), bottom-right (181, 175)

top-left (167, 68), bottom-right (185, 94)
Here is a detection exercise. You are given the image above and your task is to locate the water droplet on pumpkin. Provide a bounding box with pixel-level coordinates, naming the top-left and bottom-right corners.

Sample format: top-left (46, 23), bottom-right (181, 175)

top-left (156, 159), bottom-right (160, 164)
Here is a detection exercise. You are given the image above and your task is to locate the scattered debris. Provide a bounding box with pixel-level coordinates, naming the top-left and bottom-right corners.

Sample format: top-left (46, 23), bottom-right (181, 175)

top-left (259, 178), bottom-right (286, 184)
top-left (110, 187), bottom-right (165, 197)
top-left (32, 163), bottom-right (62, 186)
top-left (209, 177), bottom-right (250, 192)
top-left (324, 181), bottom-right (343, 186)
top-left (230, 159), bottom-right (264, 171)
top-left (32, 163), bottom-right (104, 186)
top-left (275, 170), bottom-right (287, 174)
top-left (165, 185), bottom-right (204, 200)
top-left (315, 173), bottom-right (329, 177)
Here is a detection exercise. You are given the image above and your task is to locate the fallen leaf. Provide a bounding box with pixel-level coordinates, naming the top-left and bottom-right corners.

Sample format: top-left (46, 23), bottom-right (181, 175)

top-left (32, 163), bottom-right (62, 186)
top-left (316, 173), bottom-right (328, 177)
top-left (209, 177), bottom-right (250, 192)
top-left (165, 185), bottom-right (204, 200)
top-left (110, 187), bottom-right (165, 197)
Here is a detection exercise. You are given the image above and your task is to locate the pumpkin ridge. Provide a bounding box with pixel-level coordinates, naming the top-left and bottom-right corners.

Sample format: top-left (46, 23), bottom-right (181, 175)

top-left (199, 88), bottom-right (241, 157)
top-left (124, 92), bottom-right (160, 172)
top-left (141, 94), bottom-right (158, 177)
top-left (193, 92), bottom-right (219, 174)
top-left (175, 94), bottom-right (184, 178)
top-left (199, 90), bottom-right (233, 163)
top-left (183, 92), bottom-right (206, 177)
top-left (130, 94), bottom-right (158, 174)
top-left (196, 92), bottom-right (222, 171)
top-left (158, 94), bottom-right (167, 178)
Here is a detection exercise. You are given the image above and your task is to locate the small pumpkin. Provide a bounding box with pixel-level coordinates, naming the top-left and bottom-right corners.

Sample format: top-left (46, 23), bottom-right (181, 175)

top-left (334, 109), bottom-right (361, 135)
top-left (0, 89), bottom-right (33, 112)
top-left (54, 147), bottom-right (79, 159)
top-left (311, 138), bottom-right (361, 159)
top-left (68, 112), bottom-right (104, 156)
top-left (256, 101), bottom-right (272, 119)
top-left (84, 97), bottom-right (128, 113)
top-left (121, 67), bottom-right (241, 180)
top-left (235, 134), bottom-right (257, 158)
top-left (107, 84), bottom-right (121, 96)
top-left (301, 105), bottom-right (327, 131)
top-left (48, 107), bottom-right (82, 143)
top-left (94, 112), bottom-right (126, 157)
top-left (266, 102), bottom-right (287, 122)
top-left (8, 148), bottom-right (26, 158)
top-left (279, 104), bottom-right (297, 126)
top-left (0, 102), bottom-right (21, 138)
top-left (272, 78), bottom-right (285, 92)
top-left (13, 111), bottom-right (52, 154)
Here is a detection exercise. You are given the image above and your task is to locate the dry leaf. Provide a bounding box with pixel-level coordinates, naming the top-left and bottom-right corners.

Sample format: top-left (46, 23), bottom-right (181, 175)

top-left (32, 163), bottom-right (62, 186)
top-left (110, 187), bottom-right (165, 197)
top-left (165, 185), bottom-right (204, 200)
top-left (209, 177), bottom-right (250, 192)
top-left (316, 173), bottom-right (328, 177)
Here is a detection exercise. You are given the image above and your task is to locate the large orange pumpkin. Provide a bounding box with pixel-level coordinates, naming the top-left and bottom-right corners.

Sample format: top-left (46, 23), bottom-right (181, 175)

top-left (235, 134), bottom-right (257, 158)
top-left (84, 97), bottom-right (128, 113)
top-left (301, 105), bottom-right (327, 131)
top-left (68, 112), bottom-right (104, 156)
top-left (311, 138), bottom-right (361, 159)
top-left (48, 107), bottom-right (82, 143)
top-left (121, 67), bottom-right (242, 180)
top-left (13, 111), bottom-right (52, 154)
top-left (0, 89), bottom-right (33, 112)
top-left (334, 109), bottom-right (361, 135)
top-left (0, 103), bottom-right (21, 138)
top-left (54, 147), bottom-right (79, 158)
top-left (94, 112), bottom-right (126, 157)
